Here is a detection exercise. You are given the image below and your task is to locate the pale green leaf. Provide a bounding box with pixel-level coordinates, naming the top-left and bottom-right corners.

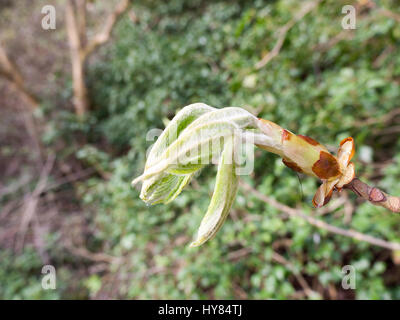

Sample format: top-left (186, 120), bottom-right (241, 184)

top-left (190, 138), bottom-right (239, 247)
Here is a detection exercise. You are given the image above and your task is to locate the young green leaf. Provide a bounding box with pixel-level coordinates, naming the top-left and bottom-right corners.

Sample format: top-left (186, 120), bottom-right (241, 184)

top-left (190, 137), bottom-right (239, 247)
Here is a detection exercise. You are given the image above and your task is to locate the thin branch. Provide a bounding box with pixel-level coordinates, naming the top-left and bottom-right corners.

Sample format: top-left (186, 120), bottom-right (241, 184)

top-left (75, 0), bottom-right (88, 47)
top-left (43, 167), bottom-right (96, 193)
top-left (65, 0), bottom-right (130, 117)
top-left (353, 108), bottom-right (400, 129)
top-left (366, 0), bottom-right (400, 24)
top-left (373, 124), bottom-right (400, 136)
top-left (255, 0), bottom-right (320, 70)
top-left (83, 0), bottom-right (130, 58)
top-left (64, 241), bottom-right (122, 264)
top-left (344, 178), bottom-right (400, 213)
top-left (312, 29), bottom-right (354, 52)
top-left (372, 44), bottom-right (395, 68)
top-left (0, 44), bottom-right (39, 109)
top-left (315, 197), bottom-right (346, 216)
top-left (379, 8), bottom-right (400, 23)
top-left (66, 0), bottom-right (88, 117)
top-left (240, 181), bottom-right (400, 251)
top-left (15, 155), bottom-right (55, 253)
top-left (227, 246), bottom-right (317, 298)
top-left (271, 251), bottom-right (316, 299)
top-left (227, 247), bottom-right (252, 261)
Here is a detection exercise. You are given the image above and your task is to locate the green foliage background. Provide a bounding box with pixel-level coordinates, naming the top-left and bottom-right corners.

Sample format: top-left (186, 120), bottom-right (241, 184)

top-left (2, 0), bottom-right (400, 299)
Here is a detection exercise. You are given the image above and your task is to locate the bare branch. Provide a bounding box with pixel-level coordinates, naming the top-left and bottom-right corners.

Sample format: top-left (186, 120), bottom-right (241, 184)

top-left (16, 155), bottom-right (55, 253)
top-left (271, 251), bottom-right (316, 299)
top-left (75, 0), bottom-right (88, 47)
top-left (240, 181), bottom-right (400, 251)
top-left (66, 0), bottom-right (89, 117)
top-left (312, 29), bottom-right (354, 53)
top-left (379, 8), bottom-right (400, 23)
top-left (344, 178), bottom-right (400, 213)
top-left (65, 0), bottom-right (130, 117)
top-left (228, 245), bottom-right (317, 298)
top-left (83, 0), bottom-right (130, 58)
top-left (0, 44), bottom-right (39, 109)
top-left (366, 0), bottom-right (400, 23)
top-left (64, 241), bottom-right (122, 264)
top-left (255, 0), bottom-right (320, 70)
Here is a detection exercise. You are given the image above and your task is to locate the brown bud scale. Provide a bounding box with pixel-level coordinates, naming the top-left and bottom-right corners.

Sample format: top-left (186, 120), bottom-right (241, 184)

top-left (312, 151), bottom-right (341, 180)
top-left (282, 158), bottom-right (304, 173)
top-left (369, 187), bottom-right (387, 203)
top-left (298, 135), bottom-right (320, 146)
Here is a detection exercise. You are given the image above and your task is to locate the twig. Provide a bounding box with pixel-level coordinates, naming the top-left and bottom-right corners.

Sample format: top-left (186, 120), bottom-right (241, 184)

top-left (227, 245), bottom-right (317, 298)
top-left (372, 45), bottom-right (395, 68)
top-left (66, 0), bottom-right (89, 117)
top-left (15, 155), bottom-right (55, 253)
top-left (65, 242), bottom-right (122, 264)
top-left (75, 0), bottom-right (88, 47)
top-left (66, 0), bottom-right (130, 117)
top-left (355, 108), bottom-right (400, 128)
top-left (32, 212), bottom-right (50, 264)
top-left (312, 30), bottom-right (354, 52)
top-left (0, 43), bottom-right (39, 109)
top-left (375, 6), bottom-right (400, 23)
top-left (255, 0), bottom-right (320, 70)
top-left (227, 247), bottom-right (252, 261)
top-left (373, 125), bottom-right (400, 136)
top-left (342, 192), bottom-right (354, 224)
top-left (240, 181), bottom-right (400, 251)
top-left (0, 173), bottom-right (33, 199)
top-left (271, 251), bottom-right (316, 299)
top-left (83, 0), bottom-right (130, 58)
top-left (315, 197), bottom-right (346, 216)
top-left (344, 178), bottom-right (400, 213)
top-left (43, 167), bottom-right (96, 193)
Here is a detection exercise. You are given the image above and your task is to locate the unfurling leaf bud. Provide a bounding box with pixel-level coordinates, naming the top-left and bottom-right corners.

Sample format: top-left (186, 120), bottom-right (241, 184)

top-left (133, 103), bottom-right (357, 246)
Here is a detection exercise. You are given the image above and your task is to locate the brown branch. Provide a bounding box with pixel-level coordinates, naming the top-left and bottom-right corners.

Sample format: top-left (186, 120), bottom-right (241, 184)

top-left (65, 0), bottom-right (130, 117)
top-left (0, 44), bottom-right (39, 109)
top-left (240, 181), bottom-right (400, 251)
top-left (355, 108), bottom-right (400, 128)
top-left (83, 0), bottom-right (130, 58)
top-left (344, 178), bottom-right (400, 213)
top-left (227, 246), bottom-right (316, 298)
top-left (255, 0), bottom-right (320, 70)
top-left (75, 0), bottom-right (88, 47)
top-left (271, 251), bottom-right (316, 299)
top-left (66, 0), bottom-right (88, 117)
top-left (379, 8), bottom-right (400, 23)
top-left (372, 44), bottom-right (395, 68)
top-left (16, 155), bottom-right (55, 253)
top-left (312, 29), bottom-right (354, 53)
top-left (64, 242), bottom-right (122, 264)
top-left (365, 0), bottom-right (400, 24)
